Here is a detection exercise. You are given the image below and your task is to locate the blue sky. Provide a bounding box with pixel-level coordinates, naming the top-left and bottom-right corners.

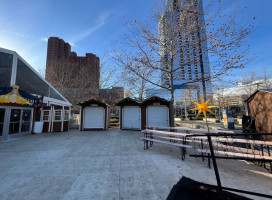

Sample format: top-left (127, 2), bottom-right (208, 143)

top-left (215, 0), bottom-right (272, 84)
top-left (0, 0), bottom-right (156, 71)
top-left (0, 0), bottom-right (271, 84)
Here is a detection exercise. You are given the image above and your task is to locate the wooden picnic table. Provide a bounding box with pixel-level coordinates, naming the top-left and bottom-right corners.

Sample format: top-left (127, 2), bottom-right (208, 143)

top-left (192, 136), bottom-right (272, 146)
top-left (147, 125), bottom-right (234, 134)
top-left (141, 129), bottom-right (193, 160)
top-left (142, 126), bottom-right (272, 168)
top-left (142, 129), bottom-right (193, 137)
top-left (197, 149), bottom-right (272, 160)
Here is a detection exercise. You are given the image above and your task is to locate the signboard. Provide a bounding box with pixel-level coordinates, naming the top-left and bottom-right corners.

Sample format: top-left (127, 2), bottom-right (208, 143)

top-left (153, 103), bottom-right (160, 106)
top-left (222, 109), bottom-right (234, 129)
top-left (222, 109), bottom-right (228, 128)
top-left (91, 104), bottom-right (98, 107)
top-left (0, 85), bottom-right (43, 107)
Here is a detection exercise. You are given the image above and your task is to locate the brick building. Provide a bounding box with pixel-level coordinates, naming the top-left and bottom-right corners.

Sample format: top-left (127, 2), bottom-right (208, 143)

top-left (61, 87), bottom-right (124, 114)
top-left (45, 37), bottom-right (124, 115)
top-left (46, 37), bottom-right (100, 90)
top-left (99, 87), bottom-right (124, 106)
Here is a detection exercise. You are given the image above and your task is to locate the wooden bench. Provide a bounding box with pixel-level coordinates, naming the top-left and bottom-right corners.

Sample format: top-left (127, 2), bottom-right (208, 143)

top-left (147, 125), bottom-right (234, 134)
top-left (193, 136), bottom-right (272, 146)
top-left (141, 129), bottom-right (192, 160)
top-left (141, 137), bottom-right (192, 148)
top-left (187, 138), bottom-right (268, 157)
top-left (142, 129), bottom-right (193, 137)
top-left (197, 149), bottom-right (272, 161)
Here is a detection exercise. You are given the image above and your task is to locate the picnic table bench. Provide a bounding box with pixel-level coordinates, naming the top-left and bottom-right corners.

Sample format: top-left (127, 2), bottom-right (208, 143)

top-left (141, 126), bottom-right (233, 160)
top-left (142, 126), bottom-right (272, 173)
top-left (197, 149), bottom-right (272, 161)
top-left (187, 134), bottom-right (272, 169)
top-left (141, 129), bottom-right (193, 160)
top-left (147, 125), bottom-right (234, 134)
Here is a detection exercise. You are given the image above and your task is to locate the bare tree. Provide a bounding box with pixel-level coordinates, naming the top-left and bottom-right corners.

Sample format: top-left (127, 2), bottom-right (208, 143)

top-left (46, 59), bottom-right (90, 91)
top-left (121, 70), bottom-right (147, 100)
top-left (113, 0), bottom-right (254, 126)
top-left (37, 66), bottom-right (46, 78)
top-left (258, 67), bottom-right (272, 89)
top-left (114, 54), bottom-right (154, 100)
top-left (213, 68), bottom-right (272, 115)
top-left (238, 69), bottom-right (272, 98)
top-left (99, 55), bottom-right (120, 90)
top-left (46, 59), bottom-right (97, 111)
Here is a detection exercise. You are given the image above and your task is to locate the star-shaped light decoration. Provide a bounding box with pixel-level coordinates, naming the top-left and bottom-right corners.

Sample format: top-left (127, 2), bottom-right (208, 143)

top-left (190, 95), bottom-right (218, 119)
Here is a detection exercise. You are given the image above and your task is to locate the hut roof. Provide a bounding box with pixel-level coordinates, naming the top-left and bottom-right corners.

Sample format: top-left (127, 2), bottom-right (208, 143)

top-left (77, 99), bottom-right (109, 107)
top-left (116, 97), bottom-right (141, 106)
top-left (141, 96), bottom-right (170, 105)
top-left (246, 89), bottom-right (272, 102)
top-left (259, 89), bottom-right (272, 93)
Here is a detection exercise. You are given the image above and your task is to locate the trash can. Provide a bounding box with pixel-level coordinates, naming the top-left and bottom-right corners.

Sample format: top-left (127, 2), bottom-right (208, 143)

top-left (33, 121), bottom-right (44, 134)
top-left (222, 109), bottom-right (234, 129)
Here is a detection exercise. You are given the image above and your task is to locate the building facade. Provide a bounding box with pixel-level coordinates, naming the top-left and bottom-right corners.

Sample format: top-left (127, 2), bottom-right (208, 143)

top-left (61, 87), bottom-right (124, 115)
top-left (159, 0), bottom-right (212, 100)
top-left (46, 37), bottom-right (100, 90)
top-left (0, 47), bottom-right (71, 140)
top-left (99, 87), bottom-right (124, 106)
top-left (214, 79), bottom-right (272, 112)
top-left (99, 87), bottom-right (124, 115)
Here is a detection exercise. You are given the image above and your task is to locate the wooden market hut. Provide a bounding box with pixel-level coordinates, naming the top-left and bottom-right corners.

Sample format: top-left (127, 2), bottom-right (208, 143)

top-left (141, 96), bottom-right (171, 130)
top-left (41, 105), bottom-right (70, 132)
top-left (78, 99), bottom-right (110, 131)
top-left (116, 97), bottom-right (142, 130)
top-left (246, 89), bottom-right (272, 141)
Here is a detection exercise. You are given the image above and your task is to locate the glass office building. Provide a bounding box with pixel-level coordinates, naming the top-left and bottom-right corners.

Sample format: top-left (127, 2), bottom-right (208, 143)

top-left (159, 0), bottom-right (212, 101)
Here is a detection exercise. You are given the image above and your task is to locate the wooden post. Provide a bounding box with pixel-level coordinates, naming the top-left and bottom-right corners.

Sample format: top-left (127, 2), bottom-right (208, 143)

top-left (31, 108), bottom-right (36, 135)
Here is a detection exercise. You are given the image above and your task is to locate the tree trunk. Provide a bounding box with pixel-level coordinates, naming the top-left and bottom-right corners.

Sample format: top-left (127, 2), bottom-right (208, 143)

top-left (195, 11), bottom-right (207, 101)
top-left (169, 89), bottom-right (175, 127)
top-left (169, 44), bottom-right (175, 128)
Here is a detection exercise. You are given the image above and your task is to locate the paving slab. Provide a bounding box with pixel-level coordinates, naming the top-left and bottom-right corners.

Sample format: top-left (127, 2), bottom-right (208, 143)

top-left (0, 129), bottom-right (271, 200)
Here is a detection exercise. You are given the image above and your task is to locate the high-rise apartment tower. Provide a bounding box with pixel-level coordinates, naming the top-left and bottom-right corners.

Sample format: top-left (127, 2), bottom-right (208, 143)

top-left (159, 0), bottom-right (212, 100)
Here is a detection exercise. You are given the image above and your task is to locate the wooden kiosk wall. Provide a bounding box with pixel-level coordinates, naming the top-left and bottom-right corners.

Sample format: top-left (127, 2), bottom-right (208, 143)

top-left (116, 97), bottom-right (141, 130)
top-left (41, 106), bottom-right (70, 133)
top-left (141, 96), bottom-right (171, 130)
top-left (78, 100), bottom-right (110, 131)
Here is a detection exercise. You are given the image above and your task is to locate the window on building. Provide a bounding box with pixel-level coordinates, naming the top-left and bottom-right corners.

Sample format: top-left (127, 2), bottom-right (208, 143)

top-left (64, 110), bottom-right (70, 121)
top-left (54, 110), bottom-right (62, 121)
top-left (42, 110), bottom-right (50, 121)
top-left (16, 58), bottom-right (66, 101)
top-left (0, 51), bottom-right (13, 87)
top-left (21, 109), bottom-right (31, 132)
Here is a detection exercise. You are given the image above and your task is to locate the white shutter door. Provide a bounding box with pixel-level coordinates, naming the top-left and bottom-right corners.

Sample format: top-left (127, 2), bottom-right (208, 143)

top-left (147, 106), bottom-right (169, 127)
top-left (83, 107), bottom-right (104, 129)
top-left (123, 107), bottom-right (141, 130)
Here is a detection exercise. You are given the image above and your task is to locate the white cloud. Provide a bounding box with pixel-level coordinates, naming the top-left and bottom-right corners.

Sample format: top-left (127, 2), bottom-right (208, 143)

top-left (3, 31), bottom-right (30, 39)
top-left (68, 41), bottom-right (76, 47)
top-left (95, 10), bottom-right (115, 24)
top-left (71, 10), bottom-right (115, 44)
top-left (41, 37), bottom-right (48, 42)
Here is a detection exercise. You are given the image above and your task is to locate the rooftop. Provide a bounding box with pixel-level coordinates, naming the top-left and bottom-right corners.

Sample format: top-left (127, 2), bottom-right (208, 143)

top-left (214, 78), bottom-right (272, 99)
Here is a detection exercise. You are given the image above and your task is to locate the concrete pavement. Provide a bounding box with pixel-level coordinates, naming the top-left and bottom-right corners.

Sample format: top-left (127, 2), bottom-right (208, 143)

top-left (0, 129), bottom-right (183, 200)
top-left (0, 129), bottom-right (271, 200)
top-left (175, 119), bottom-right (243, 133)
